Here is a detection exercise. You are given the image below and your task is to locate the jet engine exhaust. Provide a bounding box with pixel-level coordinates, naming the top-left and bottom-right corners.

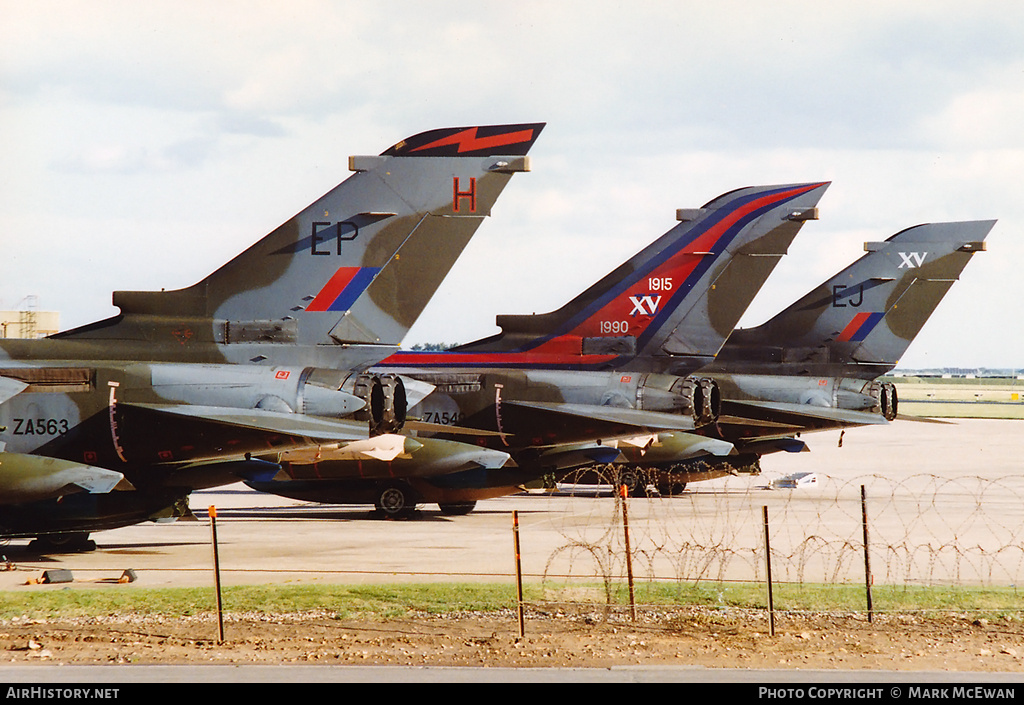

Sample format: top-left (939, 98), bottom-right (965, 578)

top-left (352, 373), bottom-right (407, 435)
top-left (637, 375), bottom-right (721, 426)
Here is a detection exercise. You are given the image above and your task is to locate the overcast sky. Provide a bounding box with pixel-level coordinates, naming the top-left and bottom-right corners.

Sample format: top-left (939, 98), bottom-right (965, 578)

top-left (2, 1), bottom-right (1022, 369)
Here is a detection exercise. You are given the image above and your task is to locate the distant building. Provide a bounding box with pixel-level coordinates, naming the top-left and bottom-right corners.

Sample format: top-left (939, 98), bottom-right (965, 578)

top-left (0, 310), bottom-right (60, 339)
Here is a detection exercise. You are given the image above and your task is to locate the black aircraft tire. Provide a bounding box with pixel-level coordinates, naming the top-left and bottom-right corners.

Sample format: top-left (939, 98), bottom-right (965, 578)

top-left (375, 485), bottom-right (413, 518)
top-left (28, 533), bottom-right (96, 554)
top-left (659, 482), bottom-right (687, 497)
top-left (618, 469), bottom-right (648, 498)
top-left (438, 502), bottom-right (477, 516)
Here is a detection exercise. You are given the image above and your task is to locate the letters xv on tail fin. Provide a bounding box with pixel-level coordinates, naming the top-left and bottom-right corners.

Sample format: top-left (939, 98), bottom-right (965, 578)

top-left (713, 218), bottom-right (994, 377)
top-left (431, 182), bottom-right (827, 375)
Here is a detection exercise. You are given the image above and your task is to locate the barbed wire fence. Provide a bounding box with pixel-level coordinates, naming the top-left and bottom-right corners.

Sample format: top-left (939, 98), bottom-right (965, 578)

top-left (529, 467), bottom-right (1024, 616)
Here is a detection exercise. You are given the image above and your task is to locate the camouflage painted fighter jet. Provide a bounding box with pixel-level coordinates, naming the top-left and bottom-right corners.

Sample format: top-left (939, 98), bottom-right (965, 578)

top-left (246, 182), bottom-right (830, 514)
top-left (606, 217), bottom-right (995, 495)
top-left (0, 123), bottom-right (542, 548)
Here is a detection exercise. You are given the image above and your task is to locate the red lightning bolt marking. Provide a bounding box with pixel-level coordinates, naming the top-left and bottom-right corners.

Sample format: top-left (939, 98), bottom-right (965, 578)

top-left (412, 127), bottom-right (535, 154)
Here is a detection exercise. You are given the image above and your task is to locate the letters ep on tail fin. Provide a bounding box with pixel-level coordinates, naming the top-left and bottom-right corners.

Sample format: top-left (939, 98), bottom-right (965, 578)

top-left (55, 123), bottom-right (545, 356)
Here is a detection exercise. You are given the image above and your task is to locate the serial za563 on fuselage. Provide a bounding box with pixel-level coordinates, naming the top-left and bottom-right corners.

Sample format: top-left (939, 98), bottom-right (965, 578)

top-left (0, 123), bottom-right (544, 549)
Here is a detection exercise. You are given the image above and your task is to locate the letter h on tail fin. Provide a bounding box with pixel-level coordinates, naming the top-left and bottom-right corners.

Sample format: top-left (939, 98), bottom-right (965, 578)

top-left (55, 124), bottom-right (545, 358)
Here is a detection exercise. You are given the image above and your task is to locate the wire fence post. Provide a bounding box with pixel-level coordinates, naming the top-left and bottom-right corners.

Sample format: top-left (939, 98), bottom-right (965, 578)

top-left (209, 505), bottom-right (225, 644)
top-left (763, 505), bottom-right (775, 637)
top-left (861, 485), bottom-right (874, 623)
top-left (620, 484), bottom-right (636, 622)
top-left (512, 510), bottom-right (525, 638)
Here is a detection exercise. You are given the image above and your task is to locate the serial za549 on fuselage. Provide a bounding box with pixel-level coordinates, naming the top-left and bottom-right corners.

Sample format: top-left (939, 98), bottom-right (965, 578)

top-left (245, 182), bottom-right (830, 514)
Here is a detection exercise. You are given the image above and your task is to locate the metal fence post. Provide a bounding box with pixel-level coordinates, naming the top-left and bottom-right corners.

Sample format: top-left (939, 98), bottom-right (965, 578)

top-left (763, 505), bottom-right (775, 637)
top-left (513, 510), bottom-right (525, 638)
top-left (861, 485), bottom-right (874, 623)
top-left (620, 484), bottom-right (636, 622)
top-left (209, 505), bottom-right (225, 644)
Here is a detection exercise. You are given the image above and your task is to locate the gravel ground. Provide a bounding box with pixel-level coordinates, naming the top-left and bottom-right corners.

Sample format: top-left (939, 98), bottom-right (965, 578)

top-left (2, 607), bottom-right (1023, 671)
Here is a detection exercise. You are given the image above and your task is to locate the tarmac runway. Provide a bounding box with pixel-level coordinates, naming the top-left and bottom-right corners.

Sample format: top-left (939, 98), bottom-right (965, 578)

top-left (1, 418), bottom-right (1022, 591)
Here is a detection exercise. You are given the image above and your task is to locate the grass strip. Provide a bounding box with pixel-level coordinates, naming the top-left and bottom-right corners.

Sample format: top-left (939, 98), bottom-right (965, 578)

top-left (0, 582), bottom-right (1021, 621)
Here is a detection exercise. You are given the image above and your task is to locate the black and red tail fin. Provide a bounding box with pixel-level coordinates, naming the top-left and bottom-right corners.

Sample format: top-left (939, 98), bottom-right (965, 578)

top-left (54, 123), bottom-right (544, 359)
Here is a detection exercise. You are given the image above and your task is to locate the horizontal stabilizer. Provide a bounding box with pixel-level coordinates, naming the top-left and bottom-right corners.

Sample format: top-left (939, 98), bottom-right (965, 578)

top-left (895, 413), bottom-right (953, 425)
top-left (723, 399), bottom-right (888, 427)
top-left (403, 420), bottom-right (506, 437)
top-left (506, 400), bottom-right (697, 432)
top-left (716, 415), bottom-right (801, 430)
top-left (399, 376), bottom-right (436, 410)
top-left (125, 403), bottom-right (370, 442)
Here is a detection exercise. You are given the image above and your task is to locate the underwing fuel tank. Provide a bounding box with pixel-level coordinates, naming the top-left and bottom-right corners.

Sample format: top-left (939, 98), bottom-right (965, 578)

top-left (265, 436), bottom-right (511, 483)
top-left (612, 432), bottom-right (734, 466)
top-left (0, 452), bottom-right (130, 504)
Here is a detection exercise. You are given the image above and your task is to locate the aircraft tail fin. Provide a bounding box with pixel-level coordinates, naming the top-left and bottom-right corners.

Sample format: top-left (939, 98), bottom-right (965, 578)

top-left (54, 123), bottom-right (544, 351)
top-left (717, 219), bottom-right (995, 375)
top-left (452, 182), bottom-right (829, 375)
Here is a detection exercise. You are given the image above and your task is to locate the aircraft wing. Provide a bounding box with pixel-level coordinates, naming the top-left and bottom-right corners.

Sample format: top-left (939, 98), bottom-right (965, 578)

top-left (720, 399), bottom-right (888, 429)
top-left (113, 402), bottom-right (373, 467)
top-left (534, 443), bottom-right (625, 472)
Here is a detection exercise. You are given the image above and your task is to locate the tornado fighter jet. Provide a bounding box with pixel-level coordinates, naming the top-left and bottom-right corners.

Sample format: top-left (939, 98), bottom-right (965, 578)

top-left (245, 182), bottom-right (829, 514)
top-left (0, 123), bottom-right (542, 548)
top-left (606, 217), bottom-right (995, 495)
top-left (705, 220), bottom-right (994, 433)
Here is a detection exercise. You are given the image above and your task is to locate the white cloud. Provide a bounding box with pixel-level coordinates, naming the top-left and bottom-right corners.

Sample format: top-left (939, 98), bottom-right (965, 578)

top-left (921, 87), bottom-right (1024, 150)
top-left (2, 1), bottom-right (1023, 367)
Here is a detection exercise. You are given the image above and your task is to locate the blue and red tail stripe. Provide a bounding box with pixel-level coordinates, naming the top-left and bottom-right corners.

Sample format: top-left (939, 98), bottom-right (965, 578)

top-left (306, 266), bottom-right (381, 312)
top-left (379, 183), bottom-right (826, 372)
top-left (837, 312), bottom-right (885, 342)
top-left (521, 182), bottom-right (828, 352)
